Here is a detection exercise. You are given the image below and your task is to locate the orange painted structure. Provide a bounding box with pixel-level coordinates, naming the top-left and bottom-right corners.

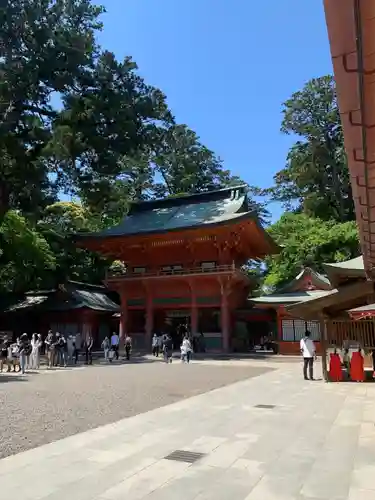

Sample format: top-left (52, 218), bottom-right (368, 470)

top-left (250, 268), bottom-right (333, 354)
top-left (324, 0), bottom-right (375, 276)
top-left (74, 186), bottom-right (279, 351)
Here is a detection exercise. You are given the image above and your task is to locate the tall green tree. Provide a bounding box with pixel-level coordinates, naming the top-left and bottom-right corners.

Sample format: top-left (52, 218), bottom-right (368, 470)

top-left (51, 52), bottom-right (173, 209)
top-left (0, 0), bottom-right (268, 294)
top-left (0, 210), bottom-right (56, 292)
top-left (151, 125), bottom-right (238, 196)
top-left (264, 213), bottom-right (360, 290)
top-left (0, 0), bottom-right (104, 218)
top-left (81, 123), bottom-right (270, 224)
top-left (269, 76), bottom-right (354, 222)
top-left (38, 201), bottom-right (109, 285)
top-left (0, 0), bottom-right (173, 220)
top-left (151, 124), bottom-right (270, 223)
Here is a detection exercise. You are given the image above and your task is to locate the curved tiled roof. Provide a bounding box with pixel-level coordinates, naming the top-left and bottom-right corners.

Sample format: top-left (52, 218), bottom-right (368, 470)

top-left (323, 256), bottom-right (365, 287)
top-left (324, 256), bottom-right (364, 272)
top-left (73, 186), bottom-right (278, 255)
top-left (250, 290), bottom-right (332, 305)
top-left (276, 267), bottom-right (331, 294)
top-left (3, 282), bottom-right (119, 313)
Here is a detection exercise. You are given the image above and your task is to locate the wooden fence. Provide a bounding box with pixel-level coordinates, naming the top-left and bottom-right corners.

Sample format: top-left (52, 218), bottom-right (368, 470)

top-left (326, 319), bottom-right (375, 348)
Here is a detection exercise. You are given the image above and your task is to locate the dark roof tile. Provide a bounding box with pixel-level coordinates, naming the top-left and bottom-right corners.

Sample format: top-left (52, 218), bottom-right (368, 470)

top-left (74, 185), bottom-right (255, 239)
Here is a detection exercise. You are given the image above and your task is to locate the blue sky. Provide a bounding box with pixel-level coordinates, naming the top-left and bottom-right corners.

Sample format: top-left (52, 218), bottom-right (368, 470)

top-left (98, 0), bottom-right (333, 221)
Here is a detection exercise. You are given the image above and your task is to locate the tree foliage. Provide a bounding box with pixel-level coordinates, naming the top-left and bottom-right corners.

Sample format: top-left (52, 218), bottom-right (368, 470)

top-left (0, 0), bottom-right (268, 294)
top-left (264, 213), bottom-right (360, 290)
top-left (0, 6), bottom-right (357, 299)
top-left (259, 76), bottom-right (360, 289)
top-left (0, 211), bottom-right (56, 292)
top-left (37, 201), bottom-right (109, 286)
top-left (269, 76), bottom-right (354, 223)
top-left (0, 0), bottom-right (172, 219)
top-left (151, 125), bottom-right (239, 197)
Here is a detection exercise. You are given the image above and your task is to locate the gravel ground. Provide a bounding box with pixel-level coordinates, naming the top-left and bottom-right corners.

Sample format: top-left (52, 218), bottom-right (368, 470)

top-left (0, 358), bottom-right (272, 459)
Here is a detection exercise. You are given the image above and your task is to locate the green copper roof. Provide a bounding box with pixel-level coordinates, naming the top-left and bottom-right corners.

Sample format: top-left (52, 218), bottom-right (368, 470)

top-left (323, 256), bottom-right (364, 286)
top-left (250, 290), bottom-right (332, 305)
top-left (74, 185), bottom-right (261, 239)
top-left (3, 282), bottom-right (119, 313)
top-left (249, 267), bottom-right (332, 306)
top-left (324, 256), bottom-right (364, 272)
top-left (276, 267), bottom-right (331, 294)
top-left (70, 289), bottom-right (119, 312)
top-left (6, 295), bottom-right (49, 312)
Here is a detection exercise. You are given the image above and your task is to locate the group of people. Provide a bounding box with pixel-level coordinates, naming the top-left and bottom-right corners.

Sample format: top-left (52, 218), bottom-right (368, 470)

top-left (0, 329), bottom-right (134, 375)
top-left (0, 333), bottom-right (42, 374)
top-left (0, 331), bottom-right (95, 374)
top-left (300, 330), bottom-right (374, 383)
top-left (0, 330), bottom-right (115, 374)
top-left (44, 330), bottom-right (95, 368)
top-left (101, 332), bottom-right (132, 361)
top-left (151, 333), bottom-right (193, 363)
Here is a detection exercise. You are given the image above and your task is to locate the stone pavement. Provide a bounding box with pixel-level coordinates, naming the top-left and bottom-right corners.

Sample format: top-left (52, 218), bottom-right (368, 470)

top-left (1, 360), bottom-right (375, 500)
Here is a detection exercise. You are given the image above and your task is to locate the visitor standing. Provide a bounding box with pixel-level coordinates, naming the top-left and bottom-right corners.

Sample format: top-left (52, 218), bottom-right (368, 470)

top-left (111, 332), bottom-right (120, 360)
top-left (163, 334), bottom-right (173, 364)
top-left (180, 336), bottom-right (192, 363)
top-left (85, 335), bottom-right (94, 365)
top-left (30, 333), bottom-right (42, 369)
top-left (67, 335), bottom-right (75, 364)
top-left (101, 336), bottom-right (110, 361)
top-left (45, 330), bottom-right (55, 369)
top-left (152, 334), bottom-right (159, 356)
top-left (18, 333), bottom-right (31, 375)
top-left (25, 334), bottom-right (32, 370)
top-left (157, 334), bottom-right (163, 354)
top-left (0, 335), bottom-right (11, 372)
top-left (55, 333), bottom-right (67, 367)
top-left (74, 332), bottom-right (82, 364)
top-left (125, 335), bottom-right (132, 360)
top-left (300, 330), bottom-right (316, 380)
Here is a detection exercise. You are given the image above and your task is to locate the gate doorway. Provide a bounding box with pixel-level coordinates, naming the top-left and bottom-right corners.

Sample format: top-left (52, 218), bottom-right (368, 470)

top-left (165, 311), bottom-right (191, 349)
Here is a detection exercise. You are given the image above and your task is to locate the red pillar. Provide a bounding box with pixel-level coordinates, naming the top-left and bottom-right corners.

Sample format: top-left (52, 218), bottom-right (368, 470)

top-left (277, 307), bottom-right (283, 341)
top-left (190, 279), bottom-right (198, 336)
top-left (145, 293), bottom-right (153, 351)
top-left (119, 292), bottom-right (127, 345)
top-left (191, 305), bottom-right (198, 336)
top-left (221, 293), bottom-right (230, 352)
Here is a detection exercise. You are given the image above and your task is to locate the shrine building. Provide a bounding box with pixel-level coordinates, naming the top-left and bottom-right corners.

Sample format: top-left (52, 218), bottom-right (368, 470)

top-left (74, 185), bottom-right (279, 351)
top-left (249, 268), bottom-right (333, 354)
top-left (0, 281), bottom-right (119, 343)
top-left (286, 255), bottom-right (375, 379)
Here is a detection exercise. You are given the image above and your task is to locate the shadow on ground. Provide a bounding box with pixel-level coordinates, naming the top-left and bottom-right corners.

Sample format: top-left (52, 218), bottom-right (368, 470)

top-left (0, 374), bottom-right (28, 383)
top-left (183, 353), bottom-right (301, 363)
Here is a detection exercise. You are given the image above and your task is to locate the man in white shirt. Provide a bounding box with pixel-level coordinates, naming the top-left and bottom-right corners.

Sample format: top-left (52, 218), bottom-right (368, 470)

top-left (111, 332), bottom-right (120, 360)
top-left (300, 330), bottom-right (316, 380)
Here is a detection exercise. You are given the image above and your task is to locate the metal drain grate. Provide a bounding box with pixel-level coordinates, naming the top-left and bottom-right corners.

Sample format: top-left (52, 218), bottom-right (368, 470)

top-left (255, 404), bottom-right (276, 409)
top-left (164, 450), bottom-right (206, 463)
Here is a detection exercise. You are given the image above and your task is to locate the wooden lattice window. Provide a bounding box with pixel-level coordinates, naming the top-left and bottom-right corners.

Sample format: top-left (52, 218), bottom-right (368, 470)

top-left (281, 319), bottom-right (320, 342)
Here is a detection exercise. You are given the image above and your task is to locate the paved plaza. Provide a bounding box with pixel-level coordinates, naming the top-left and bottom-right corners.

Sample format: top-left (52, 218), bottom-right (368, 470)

top-left (1, 358), bottom-right (375, 499)
top-left (0, 356), bottom-right (272, 458)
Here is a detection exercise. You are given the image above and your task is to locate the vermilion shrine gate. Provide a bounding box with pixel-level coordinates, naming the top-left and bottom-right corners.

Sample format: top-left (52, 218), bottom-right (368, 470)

top-left (74, 186), bottom-right (279, 351)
